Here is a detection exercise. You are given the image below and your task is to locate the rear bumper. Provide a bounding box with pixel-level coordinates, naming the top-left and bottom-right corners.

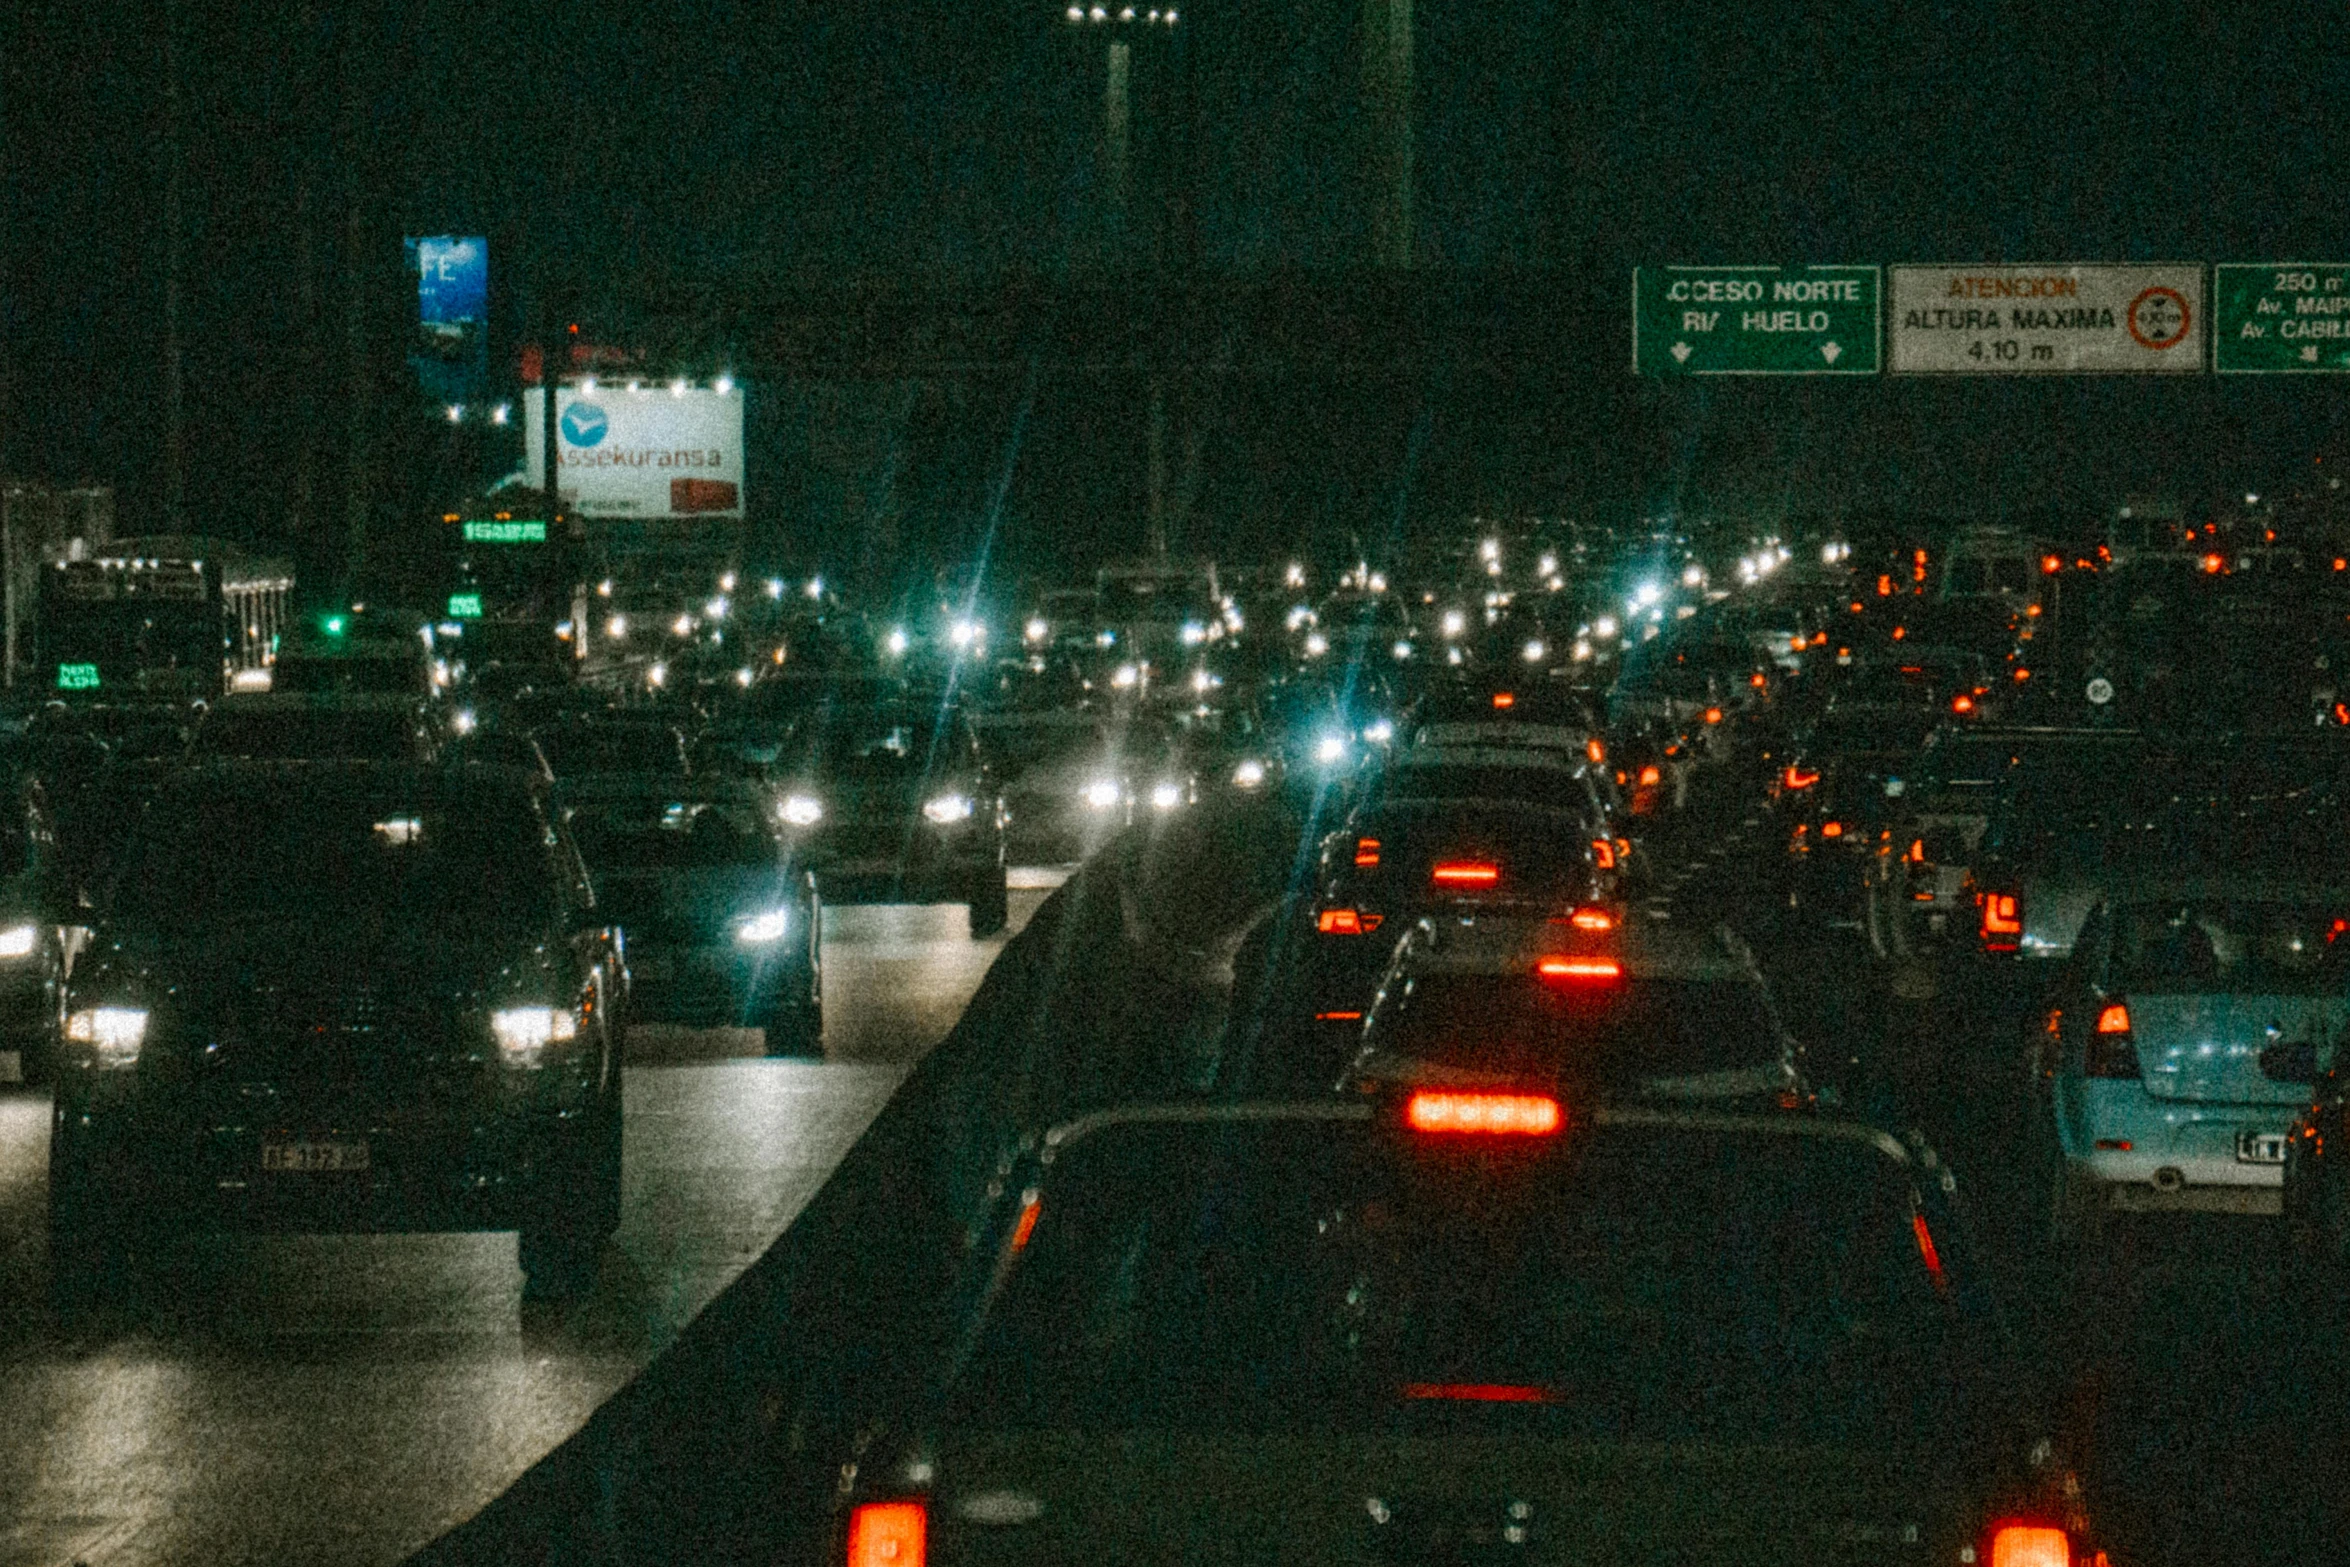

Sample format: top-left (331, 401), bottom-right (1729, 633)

top-left (626, 939), bottom-right (814, 1022)
top-left (786, 820), bottom-right (1001, 902)
top-left (2061, 1088), bottom-right (2292, 1214)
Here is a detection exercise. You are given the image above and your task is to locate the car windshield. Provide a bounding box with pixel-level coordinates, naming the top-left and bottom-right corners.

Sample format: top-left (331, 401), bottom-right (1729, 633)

top-left (2112, 900), bottom-right (2350, 995)
top-left (951, 1120), bottom-right (1971, 1448)
top-left (1373, 972), bottom-right (1785, 1082)
top-left (1379, 762), bottom-right (1578, 807)
top-left (569, 797), bottom-right (778, 870)
top-left (111, 781), bottom-right (555, 932)
top-left (536, 724), bottom-right (685, 777)
top-left (795, 708), bottom-right (961, 778)
top-left (198, 712), bottom-right (418, 761)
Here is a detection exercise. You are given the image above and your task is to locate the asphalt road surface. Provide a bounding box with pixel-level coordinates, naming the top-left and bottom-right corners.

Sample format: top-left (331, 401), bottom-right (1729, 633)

top-left (0, 880), bottom-right (1056, 1567)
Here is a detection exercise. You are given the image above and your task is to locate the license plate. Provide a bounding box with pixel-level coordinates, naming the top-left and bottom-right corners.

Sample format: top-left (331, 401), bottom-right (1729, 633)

top-left (2236, 1130), bottom-right (2288, 1165)
top-left (262, 1139), bottom-right (370, 1173)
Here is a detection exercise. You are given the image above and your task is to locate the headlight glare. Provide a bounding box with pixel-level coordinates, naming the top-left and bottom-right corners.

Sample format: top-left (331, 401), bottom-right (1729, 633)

top-left (0, 923), bottom-right (37, 959)
top-left (780, 794), bottom-right (824, 826)
top-left (1083, 779), bottom-right (1123, 810)
top-left (735, 908), bottom-right (793, 944)
top-left (923, 793), bottom-right (976, 825)
top-left (1149, 781), bottom-right (1184, 810)
top-left (491, 1005), bottom-right (579, 1066)
top-left (1232, 758), bottom-right (1266, 788)
top-left (66, 1005), bottom-right (147, 1066)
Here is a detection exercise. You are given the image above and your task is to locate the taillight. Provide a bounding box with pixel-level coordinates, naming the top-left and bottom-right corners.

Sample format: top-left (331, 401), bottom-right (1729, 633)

top-left (1317, 907), bottom-right (1362, 934)
top-left (1820, 819), bottom-right (1843, 838)
top-left (1491, 691), bottom-right (1515, 709)
top-left (1986, 1522), bottom-right (2071, 1567)
top-left (1784, 765), bottom-right (1819, 789)
top-left (1637, 764), bottom-right (1661, 787)
top-left (847, 1500), bottom-right (928, 1567)
top-left (1537, 955), bottom-right (1621, 980)
top-left (1405, 1091), bottom-right (1564, 1136)
top-left (2087, 1000), bottom-right (2140, 1079)
top-left (1591, 838), bottom-right (1616, 870)
top-left (1566, 907), bottom-right (1614, 932)
top-left (1979, 891), bottom-right (2021, 952)
top-left (1703, 706), bottom-right (1723, 724)
top-left (1353, 837), bottom-right (1381, 867)
top-left (1586, 738), bottom-right (1605, 764)
top-left (1431, 861), bottom-right (1500, 887)
top-left (1952, 693), bottom-right (1976, 713)
top-left (1750, 671), bottom-right (1768, 688)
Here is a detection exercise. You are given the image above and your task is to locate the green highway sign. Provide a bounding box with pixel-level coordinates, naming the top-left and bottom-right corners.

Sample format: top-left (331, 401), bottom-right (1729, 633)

top-left (463, 519), bottom-right (547, 543)
top-left (446, 593), bottom-right (484, 620)
top-left (1633, 266), bottom-right (1880, 375)
top-left (55, 663), bottom-right (99, 691)
top-left (2214, 264), bottom-right (2350, 373)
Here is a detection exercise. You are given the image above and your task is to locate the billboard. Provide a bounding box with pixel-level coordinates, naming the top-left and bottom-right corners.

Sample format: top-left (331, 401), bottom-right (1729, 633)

top-left (406, 236), bottom-right (489, 400)
top-left (525, 385), bottom-right (745, 519)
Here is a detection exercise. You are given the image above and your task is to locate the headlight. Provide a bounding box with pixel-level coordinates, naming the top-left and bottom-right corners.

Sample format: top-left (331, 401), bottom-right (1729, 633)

top-left (734, 908), bottom-right (792, 945)
top-left (0, 923), bottom-right (37, 959)
top-left (1232, 758), bottom-right (1267, 788)
top-left (781, 794), bottom-right (824, 827)
top-left (1363, 719), bottom-right (1395, 745)
top-left (1149, 781), bottom-right (1184, 811)
top-left (1083, 779), bottom-right (1123, 810)
top-left (923, 793), bottom-right (976, 825)
top-left (65, 1006), bottom-right (147, 1066)
top-left (490, 1005), bottom-right (578, 1067)
top-left (1315, 734), bottom-right (1349, 765)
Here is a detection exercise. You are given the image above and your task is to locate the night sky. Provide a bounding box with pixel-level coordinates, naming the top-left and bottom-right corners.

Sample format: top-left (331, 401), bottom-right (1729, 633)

top-left (6, 1), bottom-right (2349, 587)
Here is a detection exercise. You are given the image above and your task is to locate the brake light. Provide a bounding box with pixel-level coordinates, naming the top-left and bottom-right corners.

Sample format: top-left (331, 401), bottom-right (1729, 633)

top-left (1703, 706), bottom-right (1722, 723)
top-left (1405, 1091), bottom-right (1564, 1136)
top-left (1784, 766), bottom-right (1819, 790)
top-left (2087, 999), bottom-right (2140, 1079)
top-left (1403, 1382), bottom-right (1558, 1404)
top-left (1317, 908), bottom-right (1362, 934)
top-left (1952, 693), bottom-right (1976, 714)
top-left (1354, 837), bottom-right (1381, 867)
top-left (1820, 820), bottom-right (1843, 838)
top-left (1907, 838), bottom-right (1927, 862)
top-left (1637, 764), bottom-right (1661, 787)
top-left (1316, 1010), bottom-right (1363, 1022)
top-left (1491, 691), bottom-right (1515, 709)
top-left (1009, 1193), bottom-right (1042, 1252)
top-left (1586, 738), bottom-right (1605, 764)
top-left (1537, 956), bottom-right (1621, 980)
top-left (1979, 891), bottom-right (2021, 951)
top-left (1591, 838), bottom-right (1616, 870)
top-left (1567, 907), bottom-right (1614, 932)
top-left (1431, 861), bottom-right (1500, 887)
top-left (848, 1500), bottom-right (928, 1567)
top-left (1750, 671), bottom-right (1768, 688)
top-left (1987, 1523), bottom-right (2070, 1567)
top-left (1911, 1211), bottom-right (1948, 1293)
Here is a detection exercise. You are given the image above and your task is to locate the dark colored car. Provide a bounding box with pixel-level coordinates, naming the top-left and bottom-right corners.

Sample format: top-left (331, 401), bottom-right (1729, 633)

top-left (1299, 799), bottom-right (1622, 1069)
top-left (565, 780), bottom-right (823, 1053)
top-left (47, 762), bottom-right (626, 1302)
top-left (791, 1100), bottom-right (2101, 1567)
top-left (190, 693), bottom-right (440, 763)
top-left (773, 700), bottom-right (1009, 937)
top-left (0, 776), bottom-right (69, 1084)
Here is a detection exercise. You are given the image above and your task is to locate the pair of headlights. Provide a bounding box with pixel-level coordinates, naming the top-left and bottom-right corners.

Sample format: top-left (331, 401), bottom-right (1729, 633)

top-left (778, 795), bottom-right (977, 827)
top-left (1083, 780), bottom-right (1188, 812)
top-left (62, 1003), bottom-right (584, 1071)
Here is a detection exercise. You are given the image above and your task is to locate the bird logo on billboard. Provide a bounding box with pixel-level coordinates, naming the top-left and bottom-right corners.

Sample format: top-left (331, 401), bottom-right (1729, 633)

top-left (559, 403), bottom-right (609, 447)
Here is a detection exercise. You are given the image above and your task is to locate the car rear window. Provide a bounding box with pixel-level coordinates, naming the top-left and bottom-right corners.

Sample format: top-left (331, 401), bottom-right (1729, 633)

top-left (2112, 900), bottom-right (2350, 995)
top-left (952, 1120), bottom-right (1970, 1448)
top-left (1372, 973), bottom-right (1785, 1083)
top-left (570, 797), bottom-right (778, 870)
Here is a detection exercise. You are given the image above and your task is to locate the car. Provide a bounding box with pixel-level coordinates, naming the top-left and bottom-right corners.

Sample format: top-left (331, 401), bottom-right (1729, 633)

top-left (1297, 799), bottom-right (1626, 1069)
top-left (534, 714), bottom-right (692, 782)
top-left (2036, 873), bottom-right (2350, 1253)
top-left (46, 762), bottom-right (626, 1303)
top-left (792, 1097), bottom-right (2102, 1567)
top-left (189, 692), bottom-right (440, 763)
top-left (771, 698), bottom-right (1009, 937)
top-left (0, 776), bottom-right (69, 1085)
top-left (1345, 911), bottom-right (1804, 1104)
top-left (565, 779), bottom-right (823, 1053)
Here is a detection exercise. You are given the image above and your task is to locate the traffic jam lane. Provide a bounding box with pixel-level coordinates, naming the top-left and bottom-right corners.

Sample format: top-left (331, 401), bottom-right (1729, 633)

top-left (0, 882), bottom-right (1054, 1567)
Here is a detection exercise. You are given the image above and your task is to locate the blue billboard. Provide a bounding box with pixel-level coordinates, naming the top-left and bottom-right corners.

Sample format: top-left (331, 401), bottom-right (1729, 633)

top-left (406, 235), bottom-right (488, 401)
